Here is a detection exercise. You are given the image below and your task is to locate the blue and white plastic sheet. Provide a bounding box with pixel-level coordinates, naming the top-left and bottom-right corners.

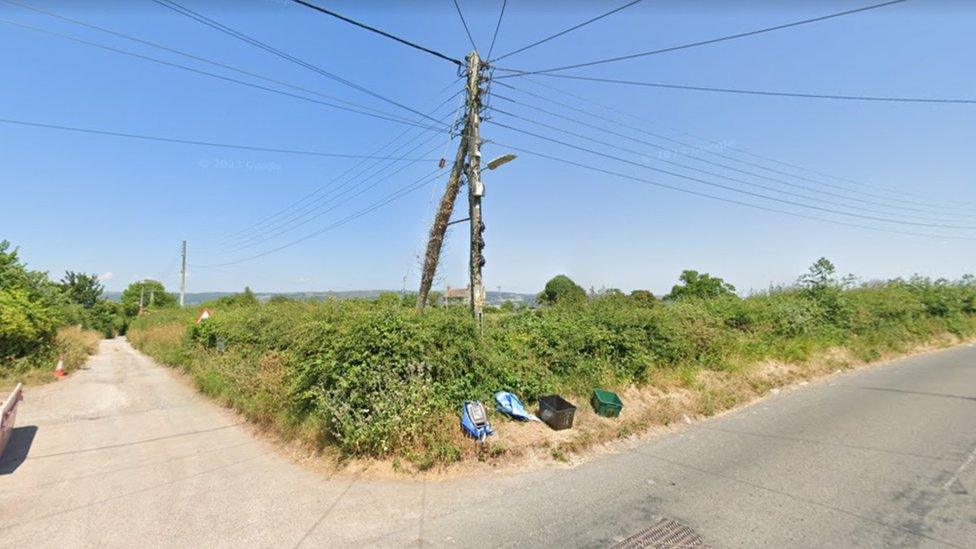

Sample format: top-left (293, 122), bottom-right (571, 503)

top-left (494, 391), bottom-right (540, 422)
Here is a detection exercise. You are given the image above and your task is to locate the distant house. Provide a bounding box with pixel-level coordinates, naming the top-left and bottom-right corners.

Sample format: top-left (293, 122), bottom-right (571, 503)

top-left (442, 285), bottom-right (484, 307)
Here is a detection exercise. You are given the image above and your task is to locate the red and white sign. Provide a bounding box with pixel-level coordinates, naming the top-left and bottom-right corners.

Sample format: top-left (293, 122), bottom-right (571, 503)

top-left (195, 309), bottom-right (212, 324)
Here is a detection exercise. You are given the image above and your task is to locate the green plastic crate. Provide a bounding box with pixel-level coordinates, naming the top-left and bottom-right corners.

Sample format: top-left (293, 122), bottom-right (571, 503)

top-left (591, 389), bottom-right (623, 418)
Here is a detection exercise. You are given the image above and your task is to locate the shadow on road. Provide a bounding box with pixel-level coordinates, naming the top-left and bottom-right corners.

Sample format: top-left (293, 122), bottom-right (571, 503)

top-left (0, 425), bottom-right (38, 475)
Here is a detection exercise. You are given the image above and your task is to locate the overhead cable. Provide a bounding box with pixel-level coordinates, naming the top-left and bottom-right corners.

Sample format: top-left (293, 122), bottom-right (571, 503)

top-left (0, 17), bottom-right (447, 132)
top-left (487, 91), bottom-right (976, 220)
top-left (190, 169), bottom-right (449, 267)
top-left (153, 0), bottom-right (444, 124)
top-left (492, 140), bottom-right (976, 242)
top-left (485, 0), bottom-right (507, 60)
top-left (496, 0), bottom-right (908, 76)
top-left (490, 0), bottom-right (642, 62)
top-left (494, 78), bottom-right (976, 213)
top-left (487, 120), bottom-right (976, 230)
top-left (452, 0), bottom-right (479, 52)
top-left (525, 73), bottom-right (976, 105)
top-left (0, 117), bottom-right (439, 162)
top-left (288, 0), bottom-right (463, 66)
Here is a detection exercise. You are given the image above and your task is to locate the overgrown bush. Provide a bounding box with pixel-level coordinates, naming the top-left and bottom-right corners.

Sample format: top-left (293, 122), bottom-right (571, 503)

top-left (0, 240), bottom-right (116, 382)
top-left (126, 267), bottom-right (976, 467)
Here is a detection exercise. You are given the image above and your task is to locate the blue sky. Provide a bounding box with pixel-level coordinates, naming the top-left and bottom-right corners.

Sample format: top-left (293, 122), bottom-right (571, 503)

top-left (2, 0), bottom-right (974, 295)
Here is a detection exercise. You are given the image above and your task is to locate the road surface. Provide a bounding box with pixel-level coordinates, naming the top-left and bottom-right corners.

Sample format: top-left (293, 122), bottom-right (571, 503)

top-left (1, 338), bottom-right (974, 548)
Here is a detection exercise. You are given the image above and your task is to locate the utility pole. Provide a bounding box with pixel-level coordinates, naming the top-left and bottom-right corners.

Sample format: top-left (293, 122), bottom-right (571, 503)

top-left (416, 51), bottom-right (481, 310)
top-left (180, 240), bottom-right (187, 307)
top-left (138, 283), bottom-right (145, 316)
top-left (465, 51), bottom-right (486, 325)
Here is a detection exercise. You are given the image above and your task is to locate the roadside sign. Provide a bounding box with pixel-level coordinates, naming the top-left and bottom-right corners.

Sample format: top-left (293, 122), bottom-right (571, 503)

top-left (196, 309), bottom-right (212, 324)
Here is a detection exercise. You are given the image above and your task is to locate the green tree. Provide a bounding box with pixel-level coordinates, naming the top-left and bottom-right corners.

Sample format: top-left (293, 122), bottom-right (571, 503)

top-left (0, 240), bottom-right (62, 305)
top-left (0, 241), bottom-right (63, 357)
top-left (666, 270), bottom-right (736, 301)
top-left (376, 292), bottom-right (401, 306)
top-left (60, 271), bottom-right (104, 309)
top-left (216, 286), bottom-right (259, 307)
top-left (538, 274), bottom-right (586, 305)
top-left (121, 280), bottom-right (176, 316)
top-left (629, 289), bottom-right (658, 307)
top-left (799, 257), bottom-right (837, 293)
top-left (0, 287), bottom-right (59, 358)
top-left (797, 257), bottom-right (853, 324)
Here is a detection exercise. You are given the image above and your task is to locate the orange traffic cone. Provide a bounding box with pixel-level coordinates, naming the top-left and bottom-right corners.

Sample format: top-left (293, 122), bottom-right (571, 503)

top-left (54, 355), bottom-right (66, 379)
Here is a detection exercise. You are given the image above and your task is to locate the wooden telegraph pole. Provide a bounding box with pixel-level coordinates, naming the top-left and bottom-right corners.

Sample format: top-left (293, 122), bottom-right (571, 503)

top-left (416, 51), bottom-right (486, 319)
top-left (416, 124), bottom-right (468, 308)
top-left (180, 240), bottom-right (187, 307)
top-left (465, 52), bottom-right (486, 324)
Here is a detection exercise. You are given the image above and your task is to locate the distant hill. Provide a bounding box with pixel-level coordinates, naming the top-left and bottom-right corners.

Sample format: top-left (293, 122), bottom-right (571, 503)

top-left (105, 290), bottom-right (536, 307)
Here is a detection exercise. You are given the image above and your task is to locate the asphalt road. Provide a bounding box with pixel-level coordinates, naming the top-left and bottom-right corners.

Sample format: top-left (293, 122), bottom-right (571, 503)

top-left (1, 338), bottom-right (974, 548)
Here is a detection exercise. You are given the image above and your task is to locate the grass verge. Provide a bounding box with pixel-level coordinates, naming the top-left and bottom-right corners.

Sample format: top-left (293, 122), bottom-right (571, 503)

top-left (1, 326), bottom-right (101, 391)
top-left (126, 276), bottom-right (976, 472)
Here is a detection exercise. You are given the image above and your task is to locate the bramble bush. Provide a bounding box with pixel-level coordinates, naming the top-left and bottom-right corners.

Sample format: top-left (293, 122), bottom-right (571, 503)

top-left (126, 265), bottom-right (976, 466)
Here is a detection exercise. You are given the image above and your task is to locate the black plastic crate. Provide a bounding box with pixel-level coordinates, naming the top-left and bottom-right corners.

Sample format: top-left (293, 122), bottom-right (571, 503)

top-left (538, 394), bottom-right (576, 431)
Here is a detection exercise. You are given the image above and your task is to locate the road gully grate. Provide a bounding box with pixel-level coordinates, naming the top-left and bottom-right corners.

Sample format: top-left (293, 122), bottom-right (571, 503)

top-left (610, 518), bottom-right (709, 549)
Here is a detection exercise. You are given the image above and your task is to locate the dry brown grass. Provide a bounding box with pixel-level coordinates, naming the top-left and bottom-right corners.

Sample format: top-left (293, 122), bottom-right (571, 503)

top-left (0, 326), bottom-right (101, 391)
top-left (57, 326), bottom-right (101, 370)
top-left (126, 322), bottom-right (184, 350)
top-left (522, 336), bottom-right (972, 469)
top-left (358, 334), bottom-right (974, 478)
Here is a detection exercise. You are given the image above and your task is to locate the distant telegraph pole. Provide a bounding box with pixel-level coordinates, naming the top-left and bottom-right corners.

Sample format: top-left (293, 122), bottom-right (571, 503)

top-left (180, 240), bottom-right (187, 307)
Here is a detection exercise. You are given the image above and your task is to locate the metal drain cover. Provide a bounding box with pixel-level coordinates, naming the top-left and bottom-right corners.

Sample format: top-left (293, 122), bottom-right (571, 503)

top-left (610, 518), bottom-right (709, 549)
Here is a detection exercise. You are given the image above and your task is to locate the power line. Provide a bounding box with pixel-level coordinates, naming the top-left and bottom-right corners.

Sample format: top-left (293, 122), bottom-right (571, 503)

top-left (287, 0), bottom-right (462, 66)
top-left (152, 0), bottom-right (444, 124)
top-left (507, 77), bottom-right (976, 211)
top-left (191, 169), bottom-right (449, 267)
top-left (524, 73), bottom-right (976, 105)
top-left (485, 0), bottom-right (507, 61)
top-left (0, 17), bottom-right (447, 133)
top-left (1, 1), bottom-right (464, 123)
top-left (493, 140), bottom-right (976, 242)
top-left (492, 80), bottom-right (976, 216)
top-left (487, 120), bottom-right (976, 230)
top-left (486, 90), bottom-right (976, 220)
top-left (496, 0), bottom-right (908, 76)
top-left (199, 121), bottom-right (445, 252)
top-left (210, 139), bottom-right (445, 256)
top-left (452, 0), bottom-right (478, 52)
top-left (494, 78), bottom-right (976, 214)
top-left (486, 104), bottom-right (976, 224)
top-left (490, 0), bottom-right (642, 63)
top-left (207, 129), bottom-right (449, 255)
top-left (199, 86), bottom-right (463, 250)
top-left (0, 117), bottom-right (440, 162)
